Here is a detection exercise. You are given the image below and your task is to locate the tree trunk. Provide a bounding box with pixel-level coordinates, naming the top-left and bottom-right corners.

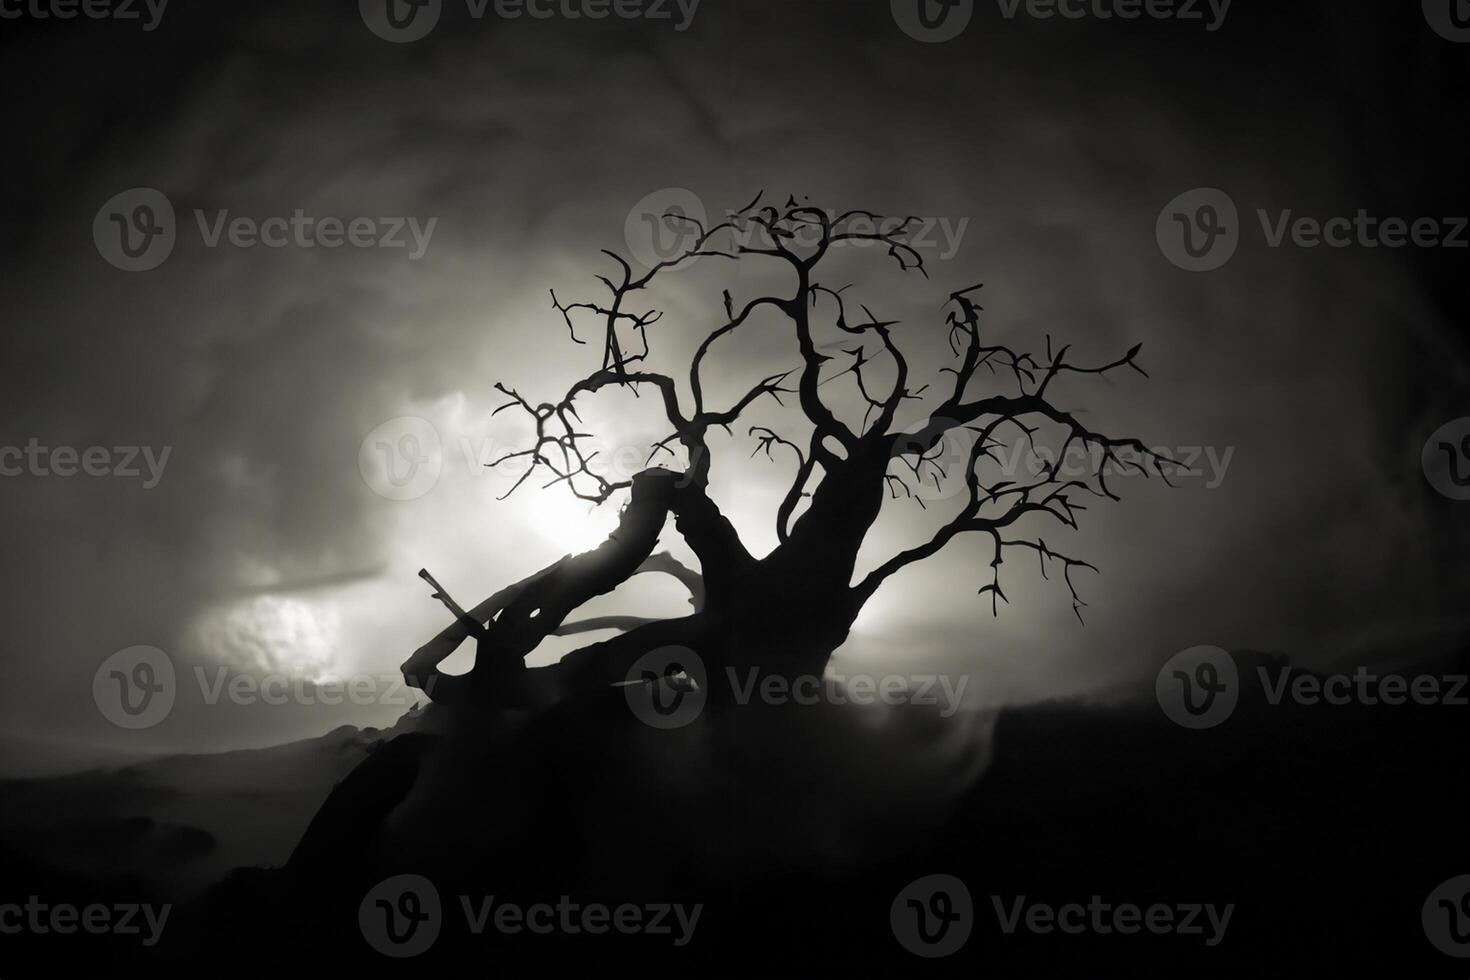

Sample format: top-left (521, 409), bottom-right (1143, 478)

top-left (691, 448), bottom-right (891, 698)
top-left (406, 449), bottom-right (891, 711)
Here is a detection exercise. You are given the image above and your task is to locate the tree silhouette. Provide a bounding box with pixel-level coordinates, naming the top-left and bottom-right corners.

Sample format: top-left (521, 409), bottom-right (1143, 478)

top-left (403, 195), bottom-right (1174, 709)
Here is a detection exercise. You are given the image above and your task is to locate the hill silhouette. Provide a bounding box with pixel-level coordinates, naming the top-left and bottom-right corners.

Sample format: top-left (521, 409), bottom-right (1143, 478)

top-left (4, 642), bottom-right (1466, 976)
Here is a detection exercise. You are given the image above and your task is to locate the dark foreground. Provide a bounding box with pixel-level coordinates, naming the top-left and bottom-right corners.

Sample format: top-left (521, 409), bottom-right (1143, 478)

top-left (2, 649), bottom-right (1467, 977)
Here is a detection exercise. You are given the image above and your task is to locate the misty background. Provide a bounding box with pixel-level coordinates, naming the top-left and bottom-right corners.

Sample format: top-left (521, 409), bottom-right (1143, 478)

top-left (0, 0), bottom-right (1466, 772)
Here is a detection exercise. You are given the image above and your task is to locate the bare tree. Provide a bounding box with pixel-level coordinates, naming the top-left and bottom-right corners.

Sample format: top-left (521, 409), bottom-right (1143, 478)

top-left (403, 194), bottom-right (1174, 709)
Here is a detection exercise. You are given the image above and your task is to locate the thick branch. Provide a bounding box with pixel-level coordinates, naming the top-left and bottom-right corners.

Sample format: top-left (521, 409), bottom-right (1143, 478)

top-left (402, 471), bottom-right (739, 706)
top-left (554, 551), bottom-right (705, 634)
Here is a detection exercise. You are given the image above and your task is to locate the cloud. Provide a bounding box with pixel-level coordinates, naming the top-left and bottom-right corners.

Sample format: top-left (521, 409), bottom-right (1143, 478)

top-left (1, 0), bottom-right (1465, 755)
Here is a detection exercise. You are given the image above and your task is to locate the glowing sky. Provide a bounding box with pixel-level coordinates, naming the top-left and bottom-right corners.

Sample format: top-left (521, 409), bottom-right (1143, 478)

top-left (1, 1), bottom-right (1466, 764)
